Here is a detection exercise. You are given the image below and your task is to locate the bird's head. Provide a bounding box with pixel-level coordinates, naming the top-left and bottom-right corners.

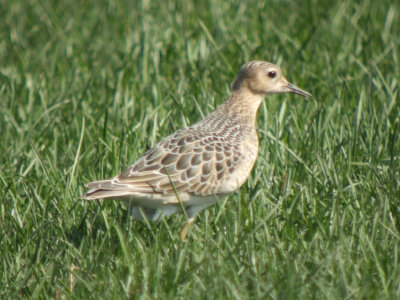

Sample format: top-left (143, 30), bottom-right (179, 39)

top-left (232, 61), bottom-right (312, 99)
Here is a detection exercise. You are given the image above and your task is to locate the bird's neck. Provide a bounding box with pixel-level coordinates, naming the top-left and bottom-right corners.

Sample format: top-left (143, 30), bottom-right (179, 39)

top-left (222, 90), bottom-right (264, 123)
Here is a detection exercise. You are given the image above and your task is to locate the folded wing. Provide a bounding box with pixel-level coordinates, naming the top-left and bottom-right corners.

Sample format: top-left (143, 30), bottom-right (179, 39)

top-left (82, 127), bottom-right (242, 203)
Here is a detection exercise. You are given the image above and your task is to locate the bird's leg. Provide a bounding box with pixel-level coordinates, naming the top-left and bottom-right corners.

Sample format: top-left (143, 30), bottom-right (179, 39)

top-left (180, 217), bottom-right (196, 241)
top-left (180, 205), bottom-right (203, 240)
top-left (180, 204), bottom-right (211, 240)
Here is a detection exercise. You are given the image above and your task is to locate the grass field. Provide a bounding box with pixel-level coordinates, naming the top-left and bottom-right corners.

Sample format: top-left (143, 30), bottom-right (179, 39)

top-left (1, 0), bottom-right (399, 298)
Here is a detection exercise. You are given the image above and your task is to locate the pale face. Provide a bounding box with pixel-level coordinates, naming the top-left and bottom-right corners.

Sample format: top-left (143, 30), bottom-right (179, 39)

top-left (233, 61), bottom-right (312, 99)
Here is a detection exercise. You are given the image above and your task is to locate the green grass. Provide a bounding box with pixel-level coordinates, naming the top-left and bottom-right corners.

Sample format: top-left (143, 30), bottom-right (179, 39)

top-left (1, 0), bottom-right (399, 298)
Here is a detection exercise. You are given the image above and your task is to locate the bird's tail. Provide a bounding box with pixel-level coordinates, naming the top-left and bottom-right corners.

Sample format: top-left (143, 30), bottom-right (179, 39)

top-left (80, 180), bottom-right (132, 200)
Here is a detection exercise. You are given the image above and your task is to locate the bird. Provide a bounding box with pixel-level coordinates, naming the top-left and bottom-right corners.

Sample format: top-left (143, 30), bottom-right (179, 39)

top-left (81, 61), bottom-right (312, 239)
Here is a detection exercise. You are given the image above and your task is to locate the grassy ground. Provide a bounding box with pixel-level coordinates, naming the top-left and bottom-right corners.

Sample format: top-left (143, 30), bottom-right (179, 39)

top-left (1, 0), bottom-right (399, 298)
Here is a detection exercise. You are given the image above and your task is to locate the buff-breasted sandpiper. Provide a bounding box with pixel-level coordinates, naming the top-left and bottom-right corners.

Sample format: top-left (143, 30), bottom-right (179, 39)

top-left (82, 61), bottom-right (312, 239)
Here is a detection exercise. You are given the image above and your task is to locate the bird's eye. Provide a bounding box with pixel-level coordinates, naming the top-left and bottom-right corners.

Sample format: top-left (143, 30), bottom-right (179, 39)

top-left (267, 71), bottom-right (277, 78)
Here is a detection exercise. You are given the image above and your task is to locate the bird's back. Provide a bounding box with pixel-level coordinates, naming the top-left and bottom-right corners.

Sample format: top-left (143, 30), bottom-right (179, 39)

top-left (82, 103), bottom-right (259, 206)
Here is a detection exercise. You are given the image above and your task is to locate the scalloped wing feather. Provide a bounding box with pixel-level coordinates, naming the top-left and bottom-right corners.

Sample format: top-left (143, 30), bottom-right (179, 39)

top-left (81, 125), bottom-right (246, 202)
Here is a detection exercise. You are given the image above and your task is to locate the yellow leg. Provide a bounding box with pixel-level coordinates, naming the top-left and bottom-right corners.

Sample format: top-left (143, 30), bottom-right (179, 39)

top-left (180, 218), bottom-right (195, 241)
